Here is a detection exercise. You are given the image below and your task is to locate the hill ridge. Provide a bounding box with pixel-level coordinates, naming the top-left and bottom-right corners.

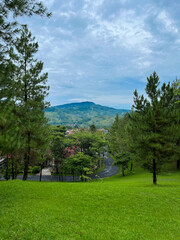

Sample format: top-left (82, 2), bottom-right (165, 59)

top-left (45, 101), bottom-right (129, 128)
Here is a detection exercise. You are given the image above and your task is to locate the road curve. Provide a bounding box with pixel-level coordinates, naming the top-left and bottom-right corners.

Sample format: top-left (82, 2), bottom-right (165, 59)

top-left (91, 152), bottom-right (119, 179)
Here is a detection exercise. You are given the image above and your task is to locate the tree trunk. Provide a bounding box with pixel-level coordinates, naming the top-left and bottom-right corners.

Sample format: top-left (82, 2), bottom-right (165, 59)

top-left (130, 161), bottom-right (133, 172)
top-left (23, 160), bottom-right (28, 180)
top-left (5, 156), bottom-right (9, 180)
top-left (23, 153), bottom-right (29, 181)
top-left (84, 171), bottom-right (87, 182)
top-left (56, 162), bottom-right (59, 174)
top-left (11, 159), bottom-right (15, 180)
top-left (14, 161), bottom-right (18, 179)
top-left (80, 171), bottom-right (83, 182)
top-left (122, 166), bottom-right (124, 176)
top-left (73, 172), bottom-right (74, 182)
top-left (177, 159), bottom-right (180, 170)
top-left (23, 132), bottom-right (30, 181)
top-left (61, 170), bottom-right (64, 182)
top-left (39, 164), bottom-right (42, 182)
top-left (153, 159), bottom-right (157, 185)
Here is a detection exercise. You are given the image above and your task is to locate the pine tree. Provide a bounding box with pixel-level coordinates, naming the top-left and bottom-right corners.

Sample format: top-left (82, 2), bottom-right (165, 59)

top-left (109, 113), bottom-right (133, 175)
top-left (50, 125), bottom-right (66, 181)
top-left (109, 114), bottom-right (121, 154)
top-left (0, 0), bottom-right (50, 53)
top-left (131, 72), bottom-right (180, 184)
top-left (0, 0), bottom-right (50, 175)
top-left (172, 78), bottom-right (180, 169)
top-left (9, 25), bottom-right (49, 180)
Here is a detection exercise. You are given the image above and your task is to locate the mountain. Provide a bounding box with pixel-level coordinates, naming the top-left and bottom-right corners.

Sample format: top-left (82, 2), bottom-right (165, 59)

top-left (45, 101), bottom-right (130, 128)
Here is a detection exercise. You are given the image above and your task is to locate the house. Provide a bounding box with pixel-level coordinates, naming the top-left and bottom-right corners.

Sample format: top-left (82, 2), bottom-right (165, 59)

top-left (66, 130), bottom-right (74, 136)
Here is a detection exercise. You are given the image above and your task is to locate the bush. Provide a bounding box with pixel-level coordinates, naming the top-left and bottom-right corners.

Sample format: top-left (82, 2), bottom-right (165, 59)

top-left (30, 166), bottom-right (41, 174)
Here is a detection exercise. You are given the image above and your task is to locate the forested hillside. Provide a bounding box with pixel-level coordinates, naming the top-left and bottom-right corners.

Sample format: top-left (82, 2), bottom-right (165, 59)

top-left (45, 101), bottom-right (129, 128)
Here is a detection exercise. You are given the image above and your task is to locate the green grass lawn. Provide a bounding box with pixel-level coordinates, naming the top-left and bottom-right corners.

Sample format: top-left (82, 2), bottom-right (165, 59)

top-left (0, 170), bottom-right (180, 240)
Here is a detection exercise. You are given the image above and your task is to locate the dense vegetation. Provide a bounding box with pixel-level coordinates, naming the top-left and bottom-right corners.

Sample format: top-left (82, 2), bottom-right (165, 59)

top-left (45, 101), bottom-right (129, 128)
top-left (50, 126), bottom-right (107, 181)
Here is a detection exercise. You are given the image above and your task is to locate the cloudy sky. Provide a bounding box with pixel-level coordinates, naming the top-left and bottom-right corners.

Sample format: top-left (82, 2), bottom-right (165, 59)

top-left (21, 0), bottom-right (180, 109)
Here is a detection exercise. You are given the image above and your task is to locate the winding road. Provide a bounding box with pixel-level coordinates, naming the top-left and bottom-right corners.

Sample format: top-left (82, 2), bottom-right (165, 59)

top-left (91, 152), bottom-right (119, 179)
top-left (14, 152), bottom-right (119, 182)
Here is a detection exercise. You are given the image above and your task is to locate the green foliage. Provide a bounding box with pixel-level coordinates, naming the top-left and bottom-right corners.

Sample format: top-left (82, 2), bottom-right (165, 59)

top-left (0, 0), bottom-right (50, 64)
top-left (89, 124), bottom-right (97, 133)
top-left (0, 104), bottom-right (21, 155)
top-left (130, 72), bottom-right (180, 184)
top-left (50, 125), bottom-right (66, 174)
top-left (174, 78), bottom-right (180, 104)
top-left (68, 130), bottom-right (107, 158)
top-left (63, 130), bottom-right (107, 178)
top-left (29, 166), bottom-right (41, 174)
top-left (65, 152), bottom-right (93, 181)
top-left (0, 2), bottom-right (50, 179)
top-left (109, 73), bottom-right (180, 181)
top-left (45, 102), bottom-right (129, 128)
top-left (114, 152), bottom-right (131, 176)
top-left (173, 79), bottom-right (180, 169)
top-left (7, 25), bottom-right (50, 180)
top-left (108, 113), bottom-right (133, 175)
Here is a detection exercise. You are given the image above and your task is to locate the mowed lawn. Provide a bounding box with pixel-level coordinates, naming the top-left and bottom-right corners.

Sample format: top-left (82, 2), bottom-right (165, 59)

top-left (0, 171), bottom-right (180, 240)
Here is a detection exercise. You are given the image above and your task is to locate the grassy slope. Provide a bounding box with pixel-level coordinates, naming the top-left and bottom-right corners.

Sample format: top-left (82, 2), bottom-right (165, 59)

top-left (0, 170), bottom-right (180, 240)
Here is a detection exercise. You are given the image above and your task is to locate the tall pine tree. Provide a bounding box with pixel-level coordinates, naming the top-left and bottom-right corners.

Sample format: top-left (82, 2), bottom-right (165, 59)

top-left (0, 0), bottom-right (50, 176)
top-left (130, 72), bottom-right (180, 184)
top-left (10, 25), bottom-right (50, 180)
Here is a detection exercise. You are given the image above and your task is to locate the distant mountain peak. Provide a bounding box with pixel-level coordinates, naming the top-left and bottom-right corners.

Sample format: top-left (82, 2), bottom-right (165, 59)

top-left (76, 101), bottom-right (95, 105)
top-left (45, 101), bottom-right (129, 128)
top-left (51, 101), bottom-right (96, 109)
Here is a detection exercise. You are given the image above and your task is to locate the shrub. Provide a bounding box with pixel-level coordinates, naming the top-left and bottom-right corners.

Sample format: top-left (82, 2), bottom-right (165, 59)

top-left (31, 166), bottom-right (41, 174)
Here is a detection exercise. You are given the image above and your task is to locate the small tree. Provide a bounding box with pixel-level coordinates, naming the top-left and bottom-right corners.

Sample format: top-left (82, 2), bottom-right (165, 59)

top-left (65, 152), bottom-right (92, 182)
top-left (50, 125), bottom-right (66, 181)
top-left (90, 124), bottom-right (97, 133)
top-left (114, 152), bottom-right (130, 176)
top-left (108, 113), bottom-right (133, 171)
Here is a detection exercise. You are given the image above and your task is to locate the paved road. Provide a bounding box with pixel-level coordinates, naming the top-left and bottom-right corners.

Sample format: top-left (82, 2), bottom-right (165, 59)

top-left (10, 152), bottom-right (119, 182)
top-left (91, 152), bottom-right (119, 178)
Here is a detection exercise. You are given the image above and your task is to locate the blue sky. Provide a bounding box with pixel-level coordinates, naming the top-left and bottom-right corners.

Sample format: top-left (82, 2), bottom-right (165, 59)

top-left (20, 0), bottom-right (180, 109)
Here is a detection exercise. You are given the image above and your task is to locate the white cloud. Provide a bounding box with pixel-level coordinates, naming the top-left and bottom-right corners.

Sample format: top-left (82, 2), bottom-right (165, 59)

top-left (56, 27), bottom-right (72, 36)
top-left (84, 0), bottom-right (105, 9)
top-left (157, 10), bottom-right (178, 34)
top-left (55, 10), bottom-right (77, 19)
top-left (134, 57), bottom-right (152, 71)
top-left (83, 6), bottom-right (154, 55)
top-left (92, 94), bottom-right (133, 105)
top-left (41, 0), bottom-right (55, 8)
